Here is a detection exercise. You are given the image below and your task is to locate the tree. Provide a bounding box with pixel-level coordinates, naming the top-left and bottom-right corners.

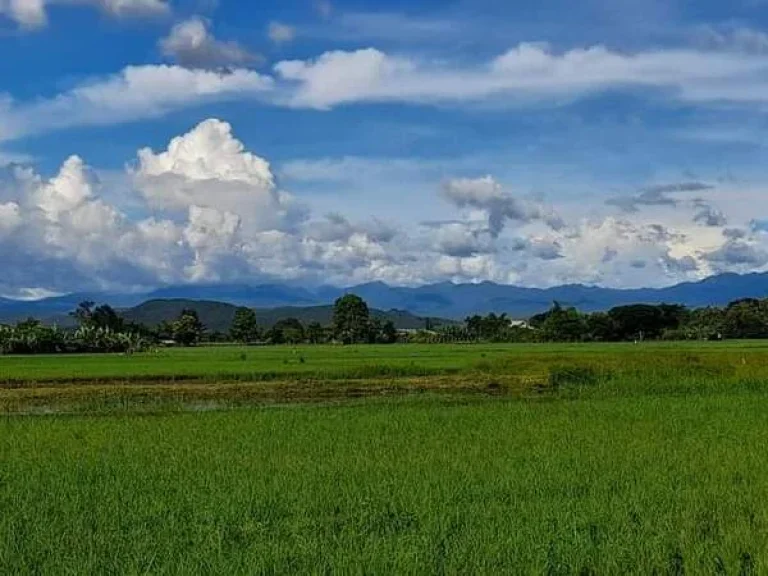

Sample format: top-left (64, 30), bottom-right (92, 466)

top-left (465, 315), bottom-right (484, 340)
top-left (267, 318), bottom-right (305, 344)
top-left (541, 304), bottom-right (587, 342)
top-left (90, 305), bottom-right (125, 331)
top-left (71, 301), bottom-right (124, 332)
top-left (380, 320), bottom-right (398, 344)
top-left (172, 309), bottom-right (205, 346)
top-left (332, 294), bottom-right (371, 344)
top-left (230, 307), bottom-right (260, 343)
top-left (585, 312), bottom-right (618, 342)
top-left (722, 299), bottom-right (768, 339)
top-left (306, 322), bottom-right (327, 344)
top-left (608, 304), bottom-right (687, 341)
top-left (70, 301), bottom-right (95, 327)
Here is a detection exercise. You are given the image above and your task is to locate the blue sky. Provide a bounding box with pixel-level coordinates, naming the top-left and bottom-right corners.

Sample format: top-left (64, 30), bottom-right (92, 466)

top-left (2, 0), bottom-right (768, 296)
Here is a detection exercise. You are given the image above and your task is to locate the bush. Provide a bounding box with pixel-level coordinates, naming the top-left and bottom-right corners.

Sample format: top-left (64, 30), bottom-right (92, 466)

top-left (0, 321), bottom-right (151, 356)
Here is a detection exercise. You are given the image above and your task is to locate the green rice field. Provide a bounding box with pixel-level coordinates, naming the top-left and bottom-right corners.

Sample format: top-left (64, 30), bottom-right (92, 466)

top-left (1, 342), bottom-right (768, 573)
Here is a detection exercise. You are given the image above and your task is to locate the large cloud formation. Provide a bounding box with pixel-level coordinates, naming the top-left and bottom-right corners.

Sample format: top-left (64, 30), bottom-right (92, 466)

top-left (273, 43), bottom-right (768, 109)
top-left (7, 40), bottom-right (768, 145)
top-left (0, 118), bottom-right (764, 297)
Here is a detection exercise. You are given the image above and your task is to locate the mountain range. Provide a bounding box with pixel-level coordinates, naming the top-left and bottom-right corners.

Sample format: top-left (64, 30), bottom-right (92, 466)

top-left (1, 271), bottom-right (768, 324)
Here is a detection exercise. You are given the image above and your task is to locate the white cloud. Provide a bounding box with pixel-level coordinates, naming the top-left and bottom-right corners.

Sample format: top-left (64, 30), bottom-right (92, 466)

top-left (93, 0), bottom-right (168, 17)
top-left (442, 176), bottom-right (564, 237)
top-left (0, 65), bottom-right (272, 143)
top-left (6, 42), bottom-right (768, 144)
top-left (273, 43), bottom-right (768, 109)
top-left (0, 0), bottom-right (168, 29)
top-left (275, 48), bottom-right (413, 109)
top-left (3, 119), bottom-right (768, 295)
top-left (133, 119), bottom-right (305, 232)
top-left (268, 21), bottom-right (296, 45)
top-left (160, 17), bottom-right (258, 68)
top-left (426, 221), bottom-right (495, 258)
top-left (306, 213), bottom-right (395, 244)
top-left (704, 239), bottom-right (768, 269)
top-left (0, 0), bottom-right (46, 28)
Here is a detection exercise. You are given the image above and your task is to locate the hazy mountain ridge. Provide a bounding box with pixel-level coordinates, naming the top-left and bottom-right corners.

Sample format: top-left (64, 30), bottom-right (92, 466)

top-left (2, 272), bottom-right (768, 323)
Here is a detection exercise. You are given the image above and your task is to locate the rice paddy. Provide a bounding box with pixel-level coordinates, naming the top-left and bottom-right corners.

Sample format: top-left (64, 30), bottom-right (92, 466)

top-left (1, 342), bottom-right (767, 573)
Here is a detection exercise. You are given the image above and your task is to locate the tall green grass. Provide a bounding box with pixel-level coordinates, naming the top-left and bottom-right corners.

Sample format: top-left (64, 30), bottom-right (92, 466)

top-left (2, 342), bottom-right (768, 572)
top-left (2, 392), bottom-right (768, 573)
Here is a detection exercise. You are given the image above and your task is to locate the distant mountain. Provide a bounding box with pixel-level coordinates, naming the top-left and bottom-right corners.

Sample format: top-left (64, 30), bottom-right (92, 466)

top-left (120, 299), bottom-right (453, 333)
top-left (145, 284), bottom-right (323, 308)
top-left (3, 271), bottom-right (768, 323)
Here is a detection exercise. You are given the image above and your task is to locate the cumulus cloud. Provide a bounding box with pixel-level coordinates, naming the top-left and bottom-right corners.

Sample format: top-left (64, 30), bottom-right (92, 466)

top-left (160, 17), bottom-right (258, 68)
top-left (133, 119), bottom-right (305, 234)
top-left (0, 155), bottom-right (184, 294)
top-left (0, 0), bottom-right (168, 29)
top-left (0, 65), bottom-right (271, 143)
top-left (268, 21), bottom-right (296, 45)
top-left (423, 221), bottom-right (495, 258)
top-left (442, 176), bottom-right (564, 237)
top-left (527, 238), bottom-right (564, 261)
top-left (1, 118), bottom-right (767, 296)
top-left (306, 213), bottom-right (396, 244)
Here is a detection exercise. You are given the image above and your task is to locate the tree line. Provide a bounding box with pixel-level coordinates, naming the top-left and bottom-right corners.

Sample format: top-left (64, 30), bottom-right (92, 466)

top-left (4, 294), bottom-right (768, 354)
top-left (164, 294), bottom-right (399, 346)
top-left (0, 294), bottom-right (396, 354)
top-left (0, 302), bottom-right (151, 355)
top-left (457, 298), bottom-right (768, 343)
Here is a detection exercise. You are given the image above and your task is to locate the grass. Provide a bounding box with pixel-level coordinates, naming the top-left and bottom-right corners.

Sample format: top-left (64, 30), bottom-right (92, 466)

top-left (0, 340), bottom-right (765, 384)
top-left (2, 393), bottom-right (768, 573)
top-left (2, 342), bottom-right (768, 572)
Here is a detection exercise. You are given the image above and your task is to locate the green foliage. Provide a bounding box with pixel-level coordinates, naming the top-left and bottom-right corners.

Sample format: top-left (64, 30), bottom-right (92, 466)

top-left (541, 303), bottom-right (588, 342)
top-left (267, 318), bottom-right (305, 344)
top-left (607, 304), bottom-right (687, 341)
top-left (229, 307), bottom-right (260, 343)
top-left (722, 299), bottom-right (768, 339)
top-left (306, 321), bottom-right (327, 344)
top-left (0, 316), bottom-right (150, 356)
top-left (466, 313), bottom-right (510, 340)
top-left (380, 320), bottom-right (398, 344)
top-left (172, 309), bottom-right (205, 347)
top-left (333, 294), bottom-right (371, 344)
top-left (526, 298), bottom-right (768, 343)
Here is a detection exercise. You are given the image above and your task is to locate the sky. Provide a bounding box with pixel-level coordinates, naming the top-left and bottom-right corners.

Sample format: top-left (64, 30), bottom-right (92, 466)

top-left (3, 0), bottom-right (768, 296)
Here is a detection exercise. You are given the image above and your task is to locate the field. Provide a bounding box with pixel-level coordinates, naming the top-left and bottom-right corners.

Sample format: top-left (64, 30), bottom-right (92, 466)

top-left (2, 342), bottom-right (768, 573)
